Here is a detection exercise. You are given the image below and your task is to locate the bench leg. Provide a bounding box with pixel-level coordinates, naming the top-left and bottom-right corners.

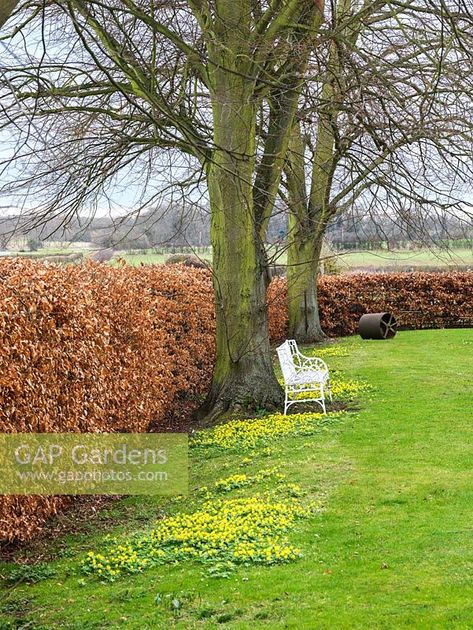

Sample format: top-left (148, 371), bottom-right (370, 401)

top-left (320, 383), bottom-right (326, 415)
top-left (327, 380), bottom-right (333, 402)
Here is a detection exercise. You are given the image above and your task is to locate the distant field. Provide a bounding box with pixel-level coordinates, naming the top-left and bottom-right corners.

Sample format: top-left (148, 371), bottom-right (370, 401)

top-left (3, 245), bottom-right (473, 271)
top-left (117, 252), bottom-right (169, 266)
top-left (334, 247), bottom-right (473, 270)
top-left (118, 249), bottom-right (211, 266)
top-left (255, 245), bottom-right (473, 271)
top-left (0, 248), bottom-right (78, 258)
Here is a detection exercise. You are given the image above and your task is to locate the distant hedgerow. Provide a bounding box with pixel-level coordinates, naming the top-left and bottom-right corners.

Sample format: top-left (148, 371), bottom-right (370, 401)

top-left (267, 272), bottom-right (473, 341)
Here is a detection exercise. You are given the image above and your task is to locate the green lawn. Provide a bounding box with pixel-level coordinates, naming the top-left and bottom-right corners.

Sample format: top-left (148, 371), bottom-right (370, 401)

top-left (1, 330), bottom-right (473, 629)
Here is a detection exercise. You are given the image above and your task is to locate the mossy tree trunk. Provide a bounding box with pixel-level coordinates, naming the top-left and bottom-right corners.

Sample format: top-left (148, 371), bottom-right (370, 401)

top-left (202, 73), bottom-right (283, 417)
top-left (198, 0), bottom-right (324, 419)
top-left (287, 225), bottom-right (325, 342)
top-left (285, 117), bottom-right (330, 343)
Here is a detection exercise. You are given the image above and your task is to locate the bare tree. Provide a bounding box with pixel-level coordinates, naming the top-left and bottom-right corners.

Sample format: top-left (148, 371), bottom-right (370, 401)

top-left (282, 0), bottom-right (473, 342)
top-left (0, 0), bottom-right (324, 418)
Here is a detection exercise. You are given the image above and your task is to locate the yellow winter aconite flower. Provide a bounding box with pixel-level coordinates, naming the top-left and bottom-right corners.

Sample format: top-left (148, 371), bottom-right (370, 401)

top-left (331, 378), bottom-right (371, 400)
top-left (295, 378), bottom-right (371, 402)
top-left (191, 411), bottom-right (346, 450)
top-left (214, 473), bottom-right (249, 492)
top-left (80, 359), bottom-right (365, 583)
top-left (209, 467), bottom-right (284, 494)
top-left (307, 345), bottom-right (350, 358)
top-left (81, 496), bottom-right (314, 581)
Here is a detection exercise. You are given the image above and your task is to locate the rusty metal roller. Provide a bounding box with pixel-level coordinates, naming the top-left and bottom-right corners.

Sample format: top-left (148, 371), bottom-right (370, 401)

top-left (359, 312), bottom-right (397, 340)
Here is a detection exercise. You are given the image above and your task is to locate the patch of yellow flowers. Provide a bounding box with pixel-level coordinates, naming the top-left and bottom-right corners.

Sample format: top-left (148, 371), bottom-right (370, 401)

top-left (82, 496), bottom-right (316, 581)
top-left (211, 467), bottom-right (285, 493)
top-left (307, 345), bottom-right (350, 358)
top-left (80, 343), bottom-right (369, 584)
top-left (295, 377), bottom-right (371, 402)
top-left (330, 378), bottom-right (371, 400)
top-left (191, 412), bottom-right (344, 451)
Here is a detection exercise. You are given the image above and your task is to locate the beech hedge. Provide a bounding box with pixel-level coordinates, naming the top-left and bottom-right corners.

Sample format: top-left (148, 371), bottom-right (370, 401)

top-left (1, 262), bottom-right (471, 541)
top-left (0, 259), bottom-right (215, 542)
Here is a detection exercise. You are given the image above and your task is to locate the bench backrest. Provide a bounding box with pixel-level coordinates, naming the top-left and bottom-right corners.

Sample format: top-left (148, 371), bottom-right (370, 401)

top-left (276, 340), bottom-right (297, 383)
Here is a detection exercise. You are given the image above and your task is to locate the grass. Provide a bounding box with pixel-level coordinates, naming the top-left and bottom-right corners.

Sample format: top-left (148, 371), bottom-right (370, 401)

top-left (1, 329), bottom-right (473, 628)
top-left (0, 249), bottom-right (79, 258)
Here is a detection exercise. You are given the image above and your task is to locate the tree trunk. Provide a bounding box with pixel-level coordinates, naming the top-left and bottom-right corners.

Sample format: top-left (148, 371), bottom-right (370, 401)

top-left (285, 0), bottom-right (356, 345)
top-left (0, 0), bottom-right (18, 29)
top-left (285, 123), bottom-right (325, 343)
top-left (287, 228), bottom-right (325, 343)
top-left (199, 71), bottom-right (283, 421)
top-left (197, 0), bottom-right (323, 421)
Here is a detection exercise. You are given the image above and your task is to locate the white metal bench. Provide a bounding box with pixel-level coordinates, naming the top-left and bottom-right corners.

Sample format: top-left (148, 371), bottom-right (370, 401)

top-left (276, 339), bottom-right (332, 415)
